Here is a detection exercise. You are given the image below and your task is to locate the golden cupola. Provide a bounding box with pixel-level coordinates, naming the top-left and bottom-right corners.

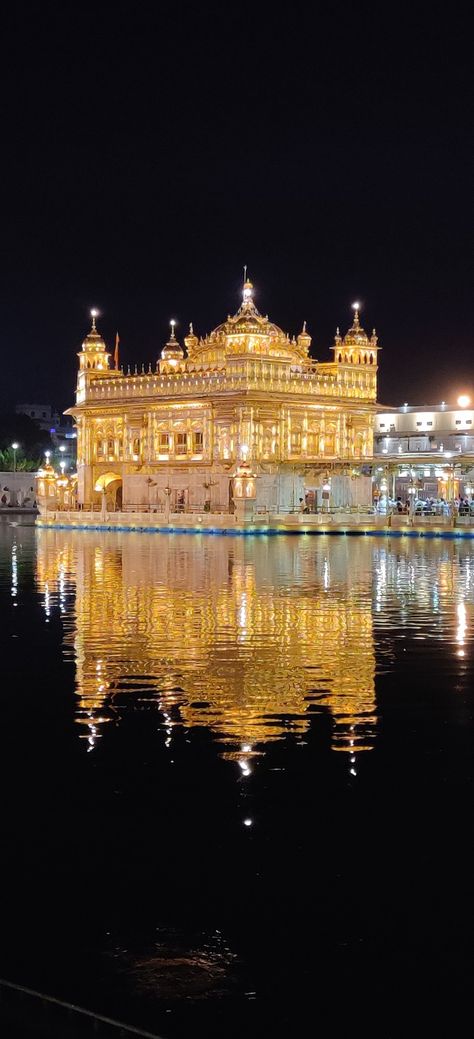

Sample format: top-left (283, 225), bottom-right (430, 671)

top-left (78, 310), bottom-right (110, 371)
top-left (185, 274), bottom-right (312, 367)
top-left (160, 320), bottom-right (185, 371)
top-left (297, 321), bottom-right (312, 355)
top-left (184, 322), bottom-right (199, 354)
top-left (332, 304), bottom-right (380, 366)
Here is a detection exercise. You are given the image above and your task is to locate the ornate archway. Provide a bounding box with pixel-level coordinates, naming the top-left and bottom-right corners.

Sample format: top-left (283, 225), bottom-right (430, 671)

top-left (94, 472), bottom-right (122, 511)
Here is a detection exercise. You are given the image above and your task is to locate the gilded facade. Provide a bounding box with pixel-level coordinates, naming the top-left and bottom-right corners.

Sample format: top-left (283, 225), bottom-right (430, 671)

top-left (67, 280), bottom-right (380, 513)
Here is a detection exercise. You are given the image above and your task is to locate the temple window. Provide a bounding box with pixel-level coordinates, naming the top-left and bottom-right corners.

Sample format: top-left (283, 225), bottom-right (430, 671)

top-left (176, 432), bottom-right (188, 454)
top-left (132, 437), bottom-right (140, 455)
top-left (107, 438), bottom-right (114, 456)
top-left (290, 431), bottom-right (301, 453)
top-left (159, 433), bottom-right (170, 452)
top-left (192, 431), bottom-right (203, 453)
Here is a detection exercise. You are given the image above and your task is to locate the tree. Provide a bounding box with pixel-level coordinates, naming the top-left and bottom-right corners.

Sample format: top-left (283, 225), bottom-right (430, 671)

top-left (0, 412), bottom-right (53, 465)
top-left (0, 447), bottom-right (40, 471)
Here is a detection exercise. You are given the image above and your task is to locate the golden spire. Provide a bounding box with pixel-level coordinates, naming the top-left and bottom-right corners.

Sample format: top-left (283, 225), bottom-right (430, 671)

top-left (297, 320), bottom-right (311, 353)
top-left (242, 268), bottom-right (254, 306)
top-left (184, 321), bottom-right (198, 356)
top-left (351, 302), bottom-right (361, 330)
top-left (90, 308), bottom-right (98, 333)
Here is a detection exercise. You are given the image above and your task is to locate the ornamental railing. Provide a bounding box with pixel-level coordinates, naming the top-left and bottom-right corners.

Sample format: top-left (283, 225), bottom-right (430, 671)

top-left (85, 364), bottom-right (376, 404)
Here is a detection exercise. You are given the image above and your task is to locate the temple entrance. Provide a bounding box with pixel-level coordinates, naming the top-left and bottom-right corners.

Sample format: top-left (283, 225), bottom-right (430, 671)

top-left (173, 488), bottom-right (188, 512)
top-left (94, 473), bottom-right (123, 511)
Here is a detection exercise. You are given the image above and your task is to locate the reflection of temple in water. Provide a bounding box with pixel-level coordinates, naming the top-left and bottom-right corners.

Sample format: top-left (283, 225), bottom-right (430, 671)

top-left (35, 530), bottom-right (378, 760)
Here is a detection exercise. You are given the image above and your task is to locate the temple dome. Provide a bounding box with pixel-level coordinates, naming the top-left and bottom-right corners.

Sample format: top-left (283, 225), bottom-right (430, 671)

top-left (342, 306), bottom-right (369, 346)
top-left (161, 322), bottom-right (184, 365)
top-left (82, 311), bottom-right (107, 352)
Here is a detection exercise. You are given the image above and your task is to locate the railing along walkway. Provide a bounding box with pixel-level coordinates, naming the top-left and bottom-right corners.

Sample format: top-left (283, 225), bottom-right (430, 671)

top-left (0, 976), bottom-right (162, 1038)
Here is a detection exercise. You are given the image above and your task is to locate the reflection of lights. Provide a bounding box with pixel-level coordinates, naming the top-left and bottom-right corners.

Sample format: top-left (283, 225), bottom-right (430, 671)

top-left (36, 532), bottom-right (379, 757)
top-left (323, 559), bottom-right (330, 591)
top-left (43, 581), bottom-right (50, 618)
top-left (456, 602), bottom-right (467, 648)
top-left (11, 542), bottom-right (18, 600)
top-left (239, 759), bottom-right (252, 776)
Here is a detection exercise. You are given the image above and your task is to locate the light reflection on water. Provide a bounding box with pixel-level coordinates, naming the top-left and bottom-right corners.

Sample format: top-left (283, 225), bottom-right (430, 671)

top-left (33, 530), bottom-right (474, 768)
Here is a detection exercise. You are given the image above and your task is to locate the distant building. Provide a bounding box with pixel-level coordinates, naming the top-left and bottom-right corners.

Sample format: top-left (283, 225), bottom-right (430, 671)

top-left (374, 402), bottom-right (474, 501)
top-left (16, 403), bottom-right (60, 431)
top-left (15, 402), bottom-right (76, 465)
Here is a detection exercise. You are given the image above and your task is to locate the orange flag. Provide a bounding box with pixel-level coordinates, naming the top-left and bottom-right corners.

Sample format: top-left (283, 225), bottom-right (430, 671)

top-left (114, 332), bottom-right (120, 370)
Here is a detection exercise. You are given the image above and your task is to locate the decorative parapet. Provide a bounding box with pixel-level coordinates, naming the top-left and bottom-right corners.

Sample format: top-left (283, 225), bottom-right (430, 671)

top-left (83, 360), bottom-right (376, 405)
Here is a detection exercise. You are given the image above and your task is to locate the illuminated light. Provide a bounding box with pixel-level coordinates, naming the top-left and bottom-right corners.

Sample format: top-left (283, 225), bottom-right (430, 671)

top-left (457, 394), bottom-right (470, 408)
top-left (243, 818), bottom-right (253, 827)
top-left (352, 301), bottom-right (360, 311)
top-left (90, 308), bottom-right (98, 318)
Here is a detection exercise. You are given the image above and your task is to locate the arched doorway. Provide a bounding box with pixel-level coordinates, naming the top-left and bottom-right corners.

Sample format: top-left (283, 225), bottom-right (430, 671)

top-left (94, 472), bottom-right (123, 511)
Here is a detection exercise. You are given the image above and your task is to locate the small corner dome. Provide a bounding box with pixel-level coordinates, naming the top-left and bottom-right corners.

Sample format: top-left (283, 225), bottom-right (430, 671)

top-left (161, 322), bottom-right (184, 362)
top-left (82, 312), bottom-right (106, 352)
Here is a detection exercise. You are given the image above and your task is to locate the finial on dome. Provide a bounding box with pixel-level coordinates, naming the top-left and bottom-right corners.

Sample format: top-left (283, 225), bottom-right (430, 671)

top-left (169, 319), bottom-right (177, 340)
top-left (184, 321), bottom-right (198, 354)
top-left (242, 265), bottom-right (254, 304)
top-left (302, 321), bottom-right (307, 333)
top-left (351, 302), bottom-right (361, 328)
top-left (90, 308), bottom-right (98, 332)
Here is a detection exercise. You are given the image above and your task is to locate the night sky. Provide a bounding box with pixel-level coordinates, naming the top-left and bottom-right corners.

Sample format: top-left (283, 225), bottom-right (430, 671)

top-left (1, 3), bottom-right (472, 412)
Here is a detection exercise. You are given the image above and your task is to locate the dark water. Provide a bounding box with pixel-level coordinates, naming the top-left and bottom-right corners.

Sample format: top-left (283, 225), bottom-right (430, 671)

top-left (1, 517), bottom-right (473, 1034)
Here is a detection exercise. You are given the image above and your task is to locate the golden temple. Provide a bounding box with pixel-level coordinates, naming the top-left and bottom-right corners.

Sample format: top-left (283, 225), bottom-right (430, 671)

top-left (58, 278), bottom-right (379, 515)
